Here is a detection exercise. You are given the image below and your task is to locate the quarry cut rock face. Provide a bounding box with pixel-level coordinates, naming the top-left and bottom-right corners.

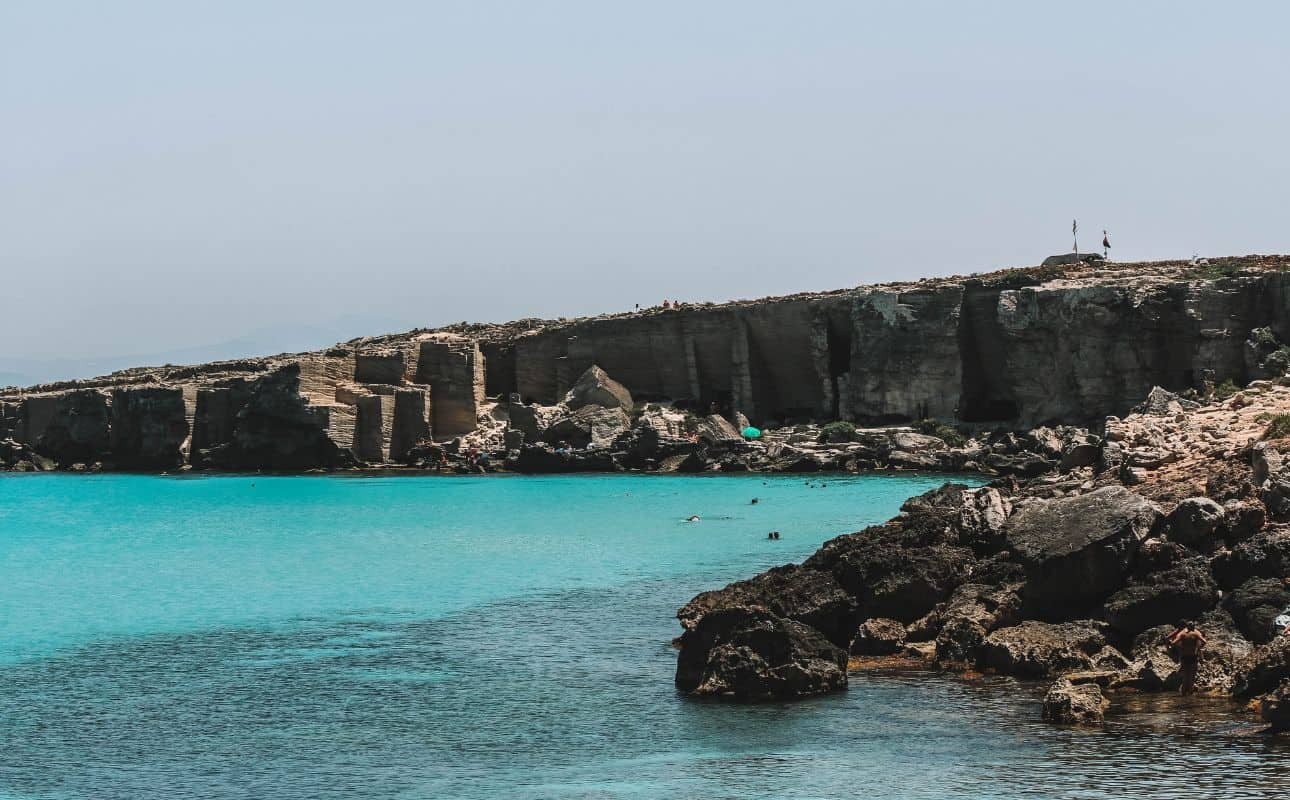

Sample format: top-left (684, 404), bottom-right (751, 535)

top-left (4, 255), bottom-right (1290, 473)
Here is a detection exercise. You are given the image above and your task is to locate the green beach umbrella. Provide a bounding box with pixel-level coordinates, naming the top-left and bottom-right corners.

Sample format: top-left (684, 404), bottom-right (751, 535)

top-left (741, 426), bottom-right (762, 439)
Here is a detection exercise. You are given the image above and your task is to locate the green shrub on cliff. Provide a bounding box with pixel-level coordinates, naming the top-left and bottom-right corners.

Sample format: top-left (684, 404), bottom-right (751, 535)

top-left (1212, 379), bottom-right (1240, 400)
top-left (1264, 414), bottom-right (1290, 441)
top-left (818, 421), bottom-right (857, 443)
top-left (913, 418), bottom-right (967, 447)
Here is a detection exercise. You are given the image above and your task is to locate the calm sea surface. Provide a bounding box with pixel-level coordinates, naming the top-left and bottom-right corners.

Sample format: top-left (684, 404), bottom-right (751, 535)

top-left (0, 473), bottom-right (1285, 799)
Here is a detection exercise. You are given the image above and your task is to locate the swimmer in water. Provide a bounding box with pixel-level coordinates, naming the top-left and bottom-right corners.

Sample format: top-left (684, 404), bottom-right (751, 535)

top-left (686, 515), bottom-right (701, 522)
top-left (750, 498), bottom-right (759, 505)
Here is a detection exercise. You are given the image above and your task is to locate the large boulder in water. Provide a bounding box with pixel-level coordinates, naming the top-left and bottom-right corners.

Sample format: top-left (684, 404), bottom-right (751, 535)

top-left (1042, 677), bottom-right (1108, 725)
top-left (977, 620), bottom-right (1124, 678)
top-left (677, 564), bottom-right (859, 649)
top-left (674, 606), bottom-right (848, 701)
top-left (563, 365), bottom-right (633, 412)
top-left (1004, 486), bottom-right (1161, 617)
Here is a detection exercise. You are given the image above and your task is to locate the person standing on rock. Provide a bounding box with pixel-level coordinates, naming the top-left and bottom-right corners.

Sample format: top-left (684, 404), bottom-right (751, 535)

top-left (1168, 621), bottom-right (1207, 695)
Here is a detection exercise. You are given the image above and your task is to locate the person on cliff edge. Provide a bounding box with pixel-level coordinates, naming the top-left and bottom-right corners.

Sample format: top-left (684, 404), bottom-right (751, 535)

top-left (1167, 621), bottom-right (1207, 695)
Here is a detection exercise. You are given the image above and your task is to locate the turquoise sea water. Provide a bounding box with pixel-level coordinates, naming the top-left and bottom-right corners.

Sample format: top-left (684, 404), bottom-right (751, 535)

top-left (0, 473), bottom-right (1286, 799)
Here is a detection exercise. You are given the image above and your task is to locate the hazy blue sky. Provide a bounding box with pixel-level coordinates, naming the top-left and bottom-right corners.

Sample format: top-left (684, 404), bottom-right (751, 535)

top-left (3, 1), bottom-right (1288, 370)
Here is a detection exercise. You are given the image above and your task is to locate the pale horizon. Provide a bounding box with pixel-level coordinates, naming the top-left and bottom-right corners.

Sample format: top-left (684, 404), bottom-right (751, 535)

top-left (5, 1), bottom-right (1289, 380)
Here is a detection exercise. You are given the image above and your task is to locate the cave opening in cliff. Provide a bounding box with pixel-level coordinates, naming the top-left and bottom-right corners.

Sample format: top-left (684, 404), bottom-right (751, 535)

top-left (957, 286), bottom-right (1020, 423)
top-left (825, 315), bottom-right (852, 419)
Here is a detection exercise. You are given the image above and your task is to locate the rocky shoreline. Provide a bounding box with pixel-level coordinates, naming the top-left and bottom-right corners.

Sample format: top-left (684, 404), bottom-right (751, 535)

top-left (673, 382), bottom-right (1290, 733)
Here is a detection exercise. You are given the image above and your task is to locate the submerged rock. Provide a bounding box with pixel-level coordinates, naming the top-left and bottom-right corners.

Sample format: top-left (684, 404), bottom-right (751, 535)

top-left (674, 606), bottom-right (848, 701)
top-left (1042, 677), bottom-right (1108, 725)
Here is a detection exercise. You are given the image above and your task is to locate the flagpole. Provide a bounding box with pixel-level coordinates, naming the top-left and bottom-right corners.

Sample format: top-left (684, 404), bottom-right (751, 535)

top-left (1073, 219), bottom-right (1078, 261)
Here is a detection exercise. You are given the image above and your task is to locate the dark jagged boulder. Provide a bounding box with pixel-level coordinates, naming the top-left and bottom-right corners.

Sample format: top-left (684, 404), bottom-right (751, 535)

top-left (1234, 634), bottom-right (1290, 699)
top-left (1042, 677), bottom-right (1107, 725)
top-left (677, 565), bottom-right (859, 650)
top-left (563, 365), bottom-right (633, 412)
top-left (983, 453), bottom-right (1055, 479)
top-left (934, 582), bottom-right (1023, 664)
top-left (1166, 497), bottom-right (1226, 551)
top-left (1059, 441), bottom-right (1101, 471)
top-left (851, 617), bottom-right (907, 656)
top-left (978, 620), bottom-right (1124, 678)
top-left (507, 444), bottom-right (616, 473)
top-left (1224, 578), bottom-right (1290, 644)
top-left (1103, 558), bottom-right (1219, 635)
top-left (820, 535), bottom-right (974, 623)
top-left (1212, 528), bottom-right (1290, 588)
top-left (1259, 679), bottom-right (1290, 731)
top-left (900, 483), bottom-right (1013, 555)
top-left (674, 606), bottom-right (848, 701)
top-left (1222, 500), bottom-right (1266, 543)
top-left (1129, 537), bottom-right (1193, 578)
top-left (1004, 486), bottom-right (1161, 618)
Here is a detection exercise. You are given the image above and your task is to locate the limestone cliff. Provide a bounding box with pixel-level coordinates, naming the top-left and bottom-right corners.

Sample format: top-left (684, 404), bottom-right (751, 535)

top-left (3, 255), bottom-right (1288, 471)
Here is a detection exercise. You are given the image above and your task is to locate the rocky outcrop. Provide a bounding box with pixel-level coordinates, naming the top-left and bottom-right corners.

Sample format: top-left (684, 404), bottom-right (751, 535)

top-left (1102, 558), bottom-right (1219, 635)
top-left (674, 606), bottom-right (849, 700)
top-left (1004, 487), bottom-right (1161, 617)
top-left (677, 565), bottom-right (859, 650)
top-left (977, 621), bottom-right (1123, 678)
top-left (851, 617), bottom-right (908, 656)
top-left (1224, 578), bottom-right (1290, 644)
